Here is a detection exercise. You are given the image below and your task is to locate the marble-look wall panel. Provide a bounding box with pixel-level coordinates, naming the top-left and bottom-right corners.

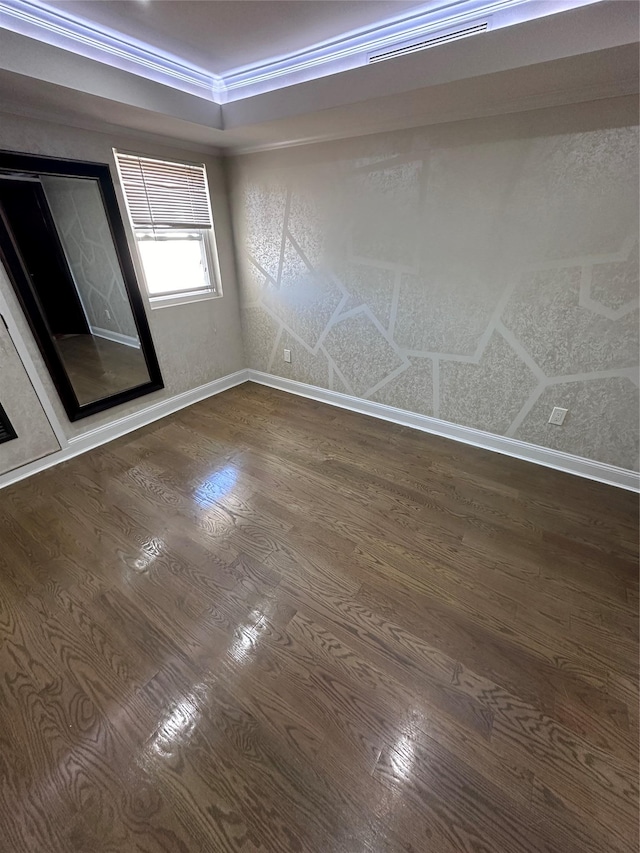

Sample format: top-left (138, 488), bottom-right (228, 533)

top-left (0, 323), bottom-right (60, 475)
top-left (0, 112), bottom-right (244, 439)
top-left (230, 97), bottom-right (640, 470)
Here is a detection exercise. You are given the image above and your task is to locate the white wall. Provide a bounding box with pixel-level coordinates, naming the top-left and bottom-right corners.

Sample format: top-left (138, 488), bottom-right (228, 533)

top-left (1, 96), bottom-right (638, 483)
top-left (0, 111), bottom-right (245, 443)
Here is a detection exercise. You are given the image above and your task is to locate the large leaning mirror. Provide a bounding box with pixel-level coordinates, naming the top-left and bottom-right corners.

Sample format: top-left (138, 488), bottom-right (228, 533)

top-left (0, 151), bottom-right (163, 421)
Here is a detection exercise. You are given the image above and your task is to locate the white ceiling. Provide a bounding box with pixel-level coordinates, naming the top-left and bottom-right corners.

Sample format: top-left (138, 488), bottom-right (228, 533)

top-left (46, 1), bottom-right (426, 75)
top-left (1, 43), bottom-right (635, 155)
top-left (0, 0), bottom-right (637, 152)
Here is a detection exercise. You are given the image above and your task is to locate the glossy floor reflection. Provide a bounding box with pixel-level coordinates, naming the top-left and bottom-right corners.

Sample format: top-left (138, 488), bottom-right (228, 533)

top-left (0, 383), bottom-right (638, 852)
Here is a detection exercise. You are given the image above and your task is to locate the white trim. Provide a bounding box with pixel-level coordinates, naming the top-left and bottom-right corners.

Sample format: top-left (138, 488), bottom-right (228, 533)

top-left (0, 0), bottom-right (221, 99)
top-left (0, 369), bottom-right (249, 490)
top-left (0, 0), bottom-right (601, 104)
top-left (112, 149), bottom-right (223, 307)
top-left (220, 0), bottom-right (598, 101)
top-left (91, 327), bottom-right (140, 348)
top-left (149, 290), bottom-right (219, 310)
top-left (247, 370), bottom-right (640, 493)
top-left (2, 365), bottom-right (636, 494)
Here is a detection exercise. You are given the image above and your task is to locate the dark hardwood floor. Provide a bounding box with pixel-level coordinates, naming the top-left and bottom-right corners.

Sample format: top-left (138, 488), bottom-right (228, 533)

top-left (0, 382), bottom-right (637, 853)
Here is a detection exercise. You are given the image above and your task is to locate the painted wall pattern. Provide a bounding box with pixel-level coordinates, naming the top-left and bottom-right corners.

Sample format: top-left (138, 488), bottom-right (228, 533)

top-left (42, 176), bottom-right (138, 340)
top-left (232, 100), bottom-right (640, 471)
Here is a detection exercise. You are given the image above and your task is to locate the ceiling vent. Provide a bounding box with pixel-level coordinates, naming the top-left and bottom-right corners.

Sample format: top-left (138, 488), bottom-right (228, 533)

top-left (368, 22), bottom-right (488, 64)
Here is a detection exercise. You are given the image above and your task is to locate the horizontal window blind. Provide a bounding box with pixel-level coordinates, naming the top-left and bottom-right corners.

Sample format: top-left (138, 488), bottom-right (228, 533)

top-left (116, 153), bottom-right (212, 230)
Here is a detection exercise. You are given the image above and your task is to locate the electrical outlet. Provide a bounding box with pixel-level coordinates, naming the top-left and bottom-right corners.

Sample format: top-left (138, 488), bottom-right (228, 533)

top-left (548, 406), bottom-right (568, 426)
top-left (105, 310), bottom-right (112, 320)
top-left (283, 349), bottom-right (291, 363)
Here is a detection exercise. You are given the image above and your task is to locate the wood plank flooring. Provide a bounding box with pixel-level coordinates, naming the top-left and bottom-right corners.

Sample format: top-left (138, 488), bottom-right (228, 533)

top-left (0, 382), bottom-right (637, 853)
top-left (56, 334), bottom-right (149, 405)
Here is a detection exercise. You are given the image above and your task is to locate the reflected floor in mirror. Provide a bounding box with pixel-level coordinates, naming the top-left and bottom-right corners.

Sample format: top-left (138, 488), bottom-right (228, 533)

top-left (0, 158), bottom-right (162, 422)
top-left (56, 334), bottom-right (150, 405)
top-left (0, 383), bottom-right (637, 852)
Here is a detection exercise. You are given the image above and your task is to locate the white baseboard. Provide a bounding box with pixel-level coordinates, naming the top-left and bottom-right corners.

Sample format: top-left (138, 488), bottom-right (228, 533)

top-left (3, 366), bottom-right (637, 493)
top-left (91, 327), bottom-right (141, 348)
top-left (0, 369), bottom-right (249, 490)
top-left (247, 370), bottom-right (640, 493)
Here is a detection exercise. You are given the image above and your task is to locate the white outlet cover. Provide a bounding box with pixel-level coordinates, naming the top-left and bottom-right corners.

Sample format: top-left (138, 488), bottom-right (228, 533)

top-left (283, 348), bottom-right (291, 363)
top-left (548, 406), bottom-right (568, 426)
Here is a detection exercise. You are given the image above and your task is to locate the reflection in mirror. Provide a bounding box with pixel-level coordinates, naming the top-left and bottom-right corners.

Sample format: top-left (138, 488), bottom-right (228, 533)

top-left (0, 152), bottom-right (163, 421)
top-left (40, 176), bottom-right (150, 405)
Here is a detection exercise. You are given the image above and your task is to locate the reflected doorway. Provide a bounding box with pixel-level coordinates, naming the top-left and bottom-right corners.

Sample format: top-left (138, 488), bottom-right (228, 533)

top-left (0, 151), bottom-right (163, 421)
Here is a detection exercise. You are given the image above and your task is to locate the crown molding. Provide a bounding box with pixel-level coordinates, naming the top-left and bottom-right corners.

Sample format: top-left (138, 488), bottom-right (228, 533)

top-left (220, 0), bottom-right (598, 102)
top-left (225, 81), bottom-right (640, 156)
top-left (0, 0), bottom-right (603, 106)
top-left (0, 0), bottom-right (223, 99)
top-left (0, 100), bottom-right (226, 158)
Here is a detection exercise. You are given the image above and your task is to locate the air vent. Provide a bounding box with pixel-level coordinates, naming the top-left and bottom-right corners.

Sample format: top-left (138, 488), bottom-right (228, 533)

top-left (369, 22), bottom-right (488, 64)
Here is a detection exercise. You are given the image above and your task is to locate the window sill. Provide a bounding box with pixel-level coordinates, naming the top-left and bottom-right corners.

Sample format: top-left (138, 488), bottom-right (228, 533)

top-left (149, 290), bottom-right (221, 310)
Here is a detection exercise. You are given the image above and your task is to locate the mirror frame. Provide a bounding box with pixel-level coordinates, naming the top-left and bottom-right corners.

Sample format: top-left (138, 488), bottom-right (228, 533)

top-left (0, 149), bottom-right (163, 421)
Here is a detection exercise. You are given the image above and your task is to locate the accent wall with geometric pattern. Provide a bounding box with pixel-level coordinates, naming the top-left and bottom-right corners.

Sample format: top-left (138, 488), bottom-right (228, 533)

top-left (231, 97), bottom-right (640, 471)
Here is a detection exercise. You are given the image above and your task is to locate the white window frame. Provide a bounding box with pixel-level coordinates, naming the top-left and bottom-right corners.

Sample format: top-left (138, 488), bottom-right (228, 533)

top-left (113, 150), bottom-right (223, 309)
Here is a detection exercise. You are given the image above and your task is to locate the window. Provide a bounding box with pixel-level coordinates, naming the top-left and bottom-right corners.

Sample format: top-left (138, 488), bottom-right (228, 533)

top-left (115, 152), bottom-right (220, 306)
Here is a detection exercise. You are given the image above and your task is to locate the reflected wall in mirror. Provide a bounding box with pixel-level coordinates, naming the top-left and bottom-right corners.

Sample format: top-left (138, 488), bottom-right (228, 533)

top-left (0, 151), bottom-right (163, 420)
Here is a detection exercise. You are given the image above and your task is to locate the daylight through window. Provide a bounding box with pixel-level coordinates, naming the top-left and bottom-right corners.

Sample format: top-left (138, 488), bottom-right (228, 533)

top-left (115, 151), bottom-right (219, 303)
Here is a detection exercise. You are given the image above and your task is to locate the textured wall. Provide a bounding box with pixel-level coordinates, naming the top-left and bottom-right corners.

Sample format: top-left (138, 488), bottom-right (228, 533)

top-left (42, 175), bottom-right (138, 340)
top-left (0, 321), bottom-right (60, 475)
top-left (0, 112), bottom-right (244, 439)
top-left (231, 97), bottom-right (640, 471)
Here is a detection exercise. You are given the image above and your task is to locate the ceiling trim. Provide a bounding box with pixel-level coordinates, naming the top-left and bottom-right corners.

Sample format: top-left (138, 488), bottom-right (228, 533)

top-left (228, 84), bottom-right (640, 156)
top-left (0, 99), bottom-right (226, 157)
top-left (0, 0), bottom-right (223, 98)
top-left (0, 0), bottom-right (603, 105)
top-left (219, 0), bottom-right (599, 101)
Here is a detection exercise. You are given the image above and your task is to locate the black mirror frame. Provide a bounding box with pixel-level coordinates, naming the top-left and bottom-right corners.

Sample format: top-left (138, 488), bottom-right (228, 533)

top-left (0, 149), bottom-right (163, 421)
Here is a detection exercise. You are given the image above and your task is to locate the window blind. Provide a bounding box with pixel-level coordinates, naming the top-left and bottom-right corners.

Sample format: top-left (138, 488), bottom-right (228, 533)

top-left (116, 153), bottom-right (212, 230)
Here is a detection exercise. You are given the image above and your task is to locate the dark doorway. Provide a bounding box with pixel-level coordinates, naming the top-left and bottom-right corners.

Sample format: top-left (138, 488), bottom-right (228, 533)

top-left (0, 178), bottom-right (89, 337)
